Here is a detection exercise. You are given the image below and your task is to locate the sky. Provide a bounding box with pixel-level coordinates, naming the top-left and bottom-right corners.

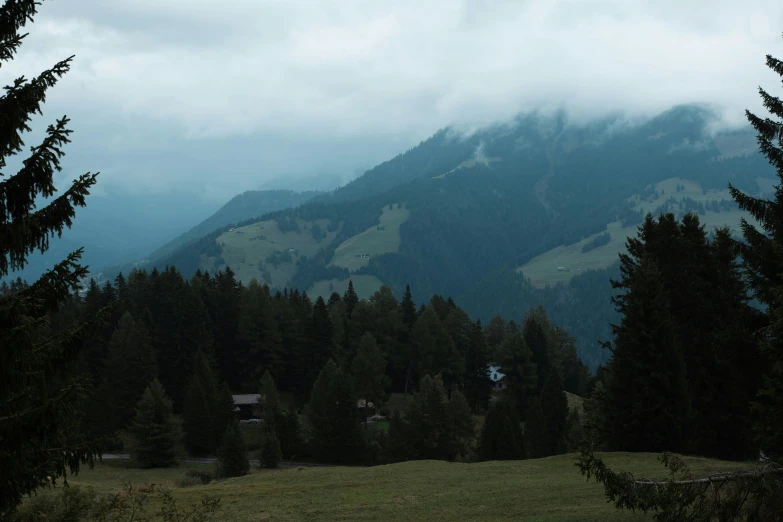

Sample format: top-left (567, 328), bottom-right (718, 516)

top-left (6, 0), bottom-right (783, 204)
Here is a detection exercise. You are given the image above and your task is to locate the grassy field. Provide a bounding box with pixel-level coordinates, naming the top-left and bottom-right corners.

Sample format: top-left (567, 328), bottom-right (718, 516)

top-left (329, 206), bottom-right (410, 272)
top-left (61, 453), bottom-right (751, 521)
top-left (308, 275), bottom-right (386, 301)
top-left (216, 218), bottom-right (342, 287)
top-left (519, 177), bottom-right (763, 288)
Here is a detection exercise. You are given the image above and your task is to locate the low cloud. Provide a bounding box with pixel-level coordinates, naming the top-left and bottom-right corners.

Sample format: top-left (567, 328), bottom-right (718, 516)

top-left (5, 0), bottom-right (782, 201)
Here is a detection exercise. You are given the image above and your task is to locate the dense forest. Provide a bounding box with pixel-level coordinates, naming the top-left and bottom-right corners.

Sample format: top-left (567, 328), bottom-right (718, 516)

top-left (1, 269), bottom-right (591, 466)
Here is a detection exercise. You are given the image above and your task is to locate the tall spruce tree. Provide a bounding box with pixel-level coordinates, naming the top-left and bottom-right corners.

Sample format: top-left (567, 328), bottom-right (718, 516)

top-left (463, 320), bottom-right (493, 413)
top-left (182, 351), bottom-right (220, 456)
top-left (538, 370), bottom-right (569, 457)
top-left (128, 379), bottom-right (178, 469)
top-left (604, 257), bottom-right (689, 453)
top-left (304, 359), bottom-right (362, 463)
top-left (0, 1), bottom-right (103, 513)
top-left (577, 37), bottom-right (783, 521)
top-left (343, 280), bottom-right (359, 317)
top-left (104, 312), bottom-right (158, 429)
top-left (479, 398), bottom-right (525, 461)
top-left (216, 419), bottom-right (249, 478)
top-left (351, 333), bottom-right (389, 421)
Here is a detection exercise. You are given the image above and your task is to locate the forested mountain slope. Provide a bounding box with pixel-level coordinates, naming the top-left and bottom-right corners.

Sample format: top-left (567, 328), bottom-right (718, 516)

top-left (147, 105), bottom-right (774, 369)
top-left (149, 189), bottom-right (320, 261)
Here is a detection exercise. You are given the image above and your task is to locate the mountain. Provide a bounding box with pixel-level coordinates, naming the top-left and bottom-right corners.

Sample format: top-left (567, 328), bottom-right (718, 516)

top-left (144, 105), bottom-right (774, 369)
top-left (5, 190), bottom-right (216, 284)
top-left (148, 189), bottom-right (320, 262)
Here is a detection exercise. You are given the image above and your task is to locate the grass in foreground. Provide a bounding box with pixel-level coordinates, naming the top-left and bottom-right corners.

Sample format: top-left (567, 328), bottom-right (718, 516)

top-left (63, 453), bottom-right (750, 522)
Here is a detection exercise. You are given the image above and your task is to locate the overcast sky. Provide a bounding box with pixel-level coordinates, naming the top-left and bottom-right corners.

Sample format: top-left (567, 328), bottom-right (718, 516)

top-left (6, 0), bottom-right (783, 203)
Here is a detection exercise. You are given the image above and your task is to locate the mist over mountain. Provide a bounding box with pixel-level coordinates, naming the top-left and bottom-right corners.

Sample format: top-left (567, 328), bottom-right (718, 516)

top-left (136, 104), bottom-right (771, 369)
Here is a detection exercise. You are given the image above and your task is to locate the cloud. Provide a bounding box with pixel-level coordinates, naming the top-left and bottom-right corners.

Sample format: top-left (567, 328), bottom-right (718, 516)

top-left (4, 0), bottom-right (783, 201)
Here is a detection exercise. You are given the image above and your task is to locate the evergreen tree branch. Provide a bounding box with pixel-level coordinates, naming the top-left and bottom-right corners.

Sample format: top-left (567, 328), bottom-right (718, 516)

top-left (0, 172), bottom-right (99, 276)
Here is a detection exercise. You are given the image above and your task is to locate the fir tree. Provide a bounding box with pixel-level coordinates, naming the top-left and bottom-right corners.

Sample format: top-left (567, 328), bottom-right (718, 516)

top-left (351, 333), bottom-right (389, 423)
top-left (604, 257), bottom-right (688, 453)
top-left (463, 320), bottom-right (493, 413)
top-left (446, 389), bottom-right (475, 460)
top-left (0, 1), bottom-right (103, 512)
top-left (128, 379), bottom-right (178, 469)
top-left (400, 284), bottom-right (417, 330)
top-left (523, 314), bottom-right (550, 393)
top-left (524, 398), bottom-right (546, 459)
top-left (216, 420), bottom-right (250, 478)
top-left (343, 280), bottom-right (359, 317)
top-left (499, 332), bottom-right (538, 419)
top-left (406, 375), bottom-right (452, 460)
top-left (479, 398), bottom-right (525, 461)
top-left (104, 312), bottom-right (158, 429)
top-left (259, 419), bottom-right (282, 469)
top-left (304, 359), bottom-right (362, 463)
top-left (182, 351), bottom-right (219, 456)
top-left (215, 383), bottom-right (238, 450)
top-left (539, 370), bottom-right (569, 457)
top-left (729, 51), bottom-right (783, 306)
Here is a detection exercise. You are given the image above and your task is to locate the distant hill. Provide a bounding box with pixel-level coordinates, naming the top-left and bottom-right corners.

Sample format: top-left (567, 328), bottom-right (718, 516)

top-left (148, 189), bottom-right (319, 262)
top-left (143, 105), bottom-right (774, 369)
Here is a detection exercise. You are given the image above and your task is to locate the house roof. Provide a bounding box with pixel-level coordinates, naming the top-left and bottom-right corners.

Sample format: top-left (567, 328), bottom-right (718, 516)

top-left (232, 394), bottom-right (261, 405)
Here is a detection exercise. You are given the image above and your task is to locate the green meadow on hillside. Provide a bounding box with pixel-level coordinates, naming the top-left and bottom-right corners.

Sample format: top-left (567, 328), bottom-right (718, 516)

top-left (61, 454), bottom-right (750, 522)
top-left (216, 218), bottom-right (342, 286)
top-left (519, 177), bottom-right (763, 288)
top-left (329, 206), bottom-right (410, 272)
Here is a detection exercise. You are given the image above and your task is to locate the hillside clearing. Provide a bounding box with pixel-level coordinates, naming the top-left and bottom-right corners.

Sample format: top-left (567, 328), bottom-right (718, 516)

top-left (216, 218), bottom-right (341, 287)
top-left (61, 454), bottom-right (750, 522)
top-left (519, 177), bottom-right (766, 288)
top-left (329, 206), bottom-right (410, 272)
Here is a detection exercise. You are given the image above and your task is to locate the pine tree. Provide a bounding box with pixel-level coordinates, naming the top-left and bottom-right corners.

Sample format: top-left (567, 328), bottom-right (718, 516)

top-left (215, 383), bottom-right (238, 451)
top-left (182, 351), bottom-right (219, 456)
top-left (524, 398), bottom-right (546, 459)
top-left (216, 420), bottom-right (250, 478)
top-left (446, 389), bottom-right (475, 460)
top-left (259, 419), bottom-right (282, 469)
top-left (406, 375), bottom-right (452, 460)
top-left (257, 370), bottom-right (281, 421)
top-left (464, 320), bottom-right (493, 413)
top-left (539, 370), bottom-right (569, 457)
top-left (0, 1), bottom-right (103, 513)
top-left (499, 332), bottom-right (538, 420)
top-left (523, 314), bottom-right (550, 393)
top-left (304, 359), bottom-right (362, 463)
top-left (729, 53), bottom-right (783, 306)
top-left (604, 257), bottom-right (688, 453)
top-left (343, 280), bottom-right (359, 317)
top-left (128, 379), bottom-right (178, 469)
top-left (351, 333), bottom-right (389, 422)
top-left (104, 312), bottom-right (158, 429)
top-left (479, 399), bottom-right (525, 461)
top-left (400, 284), bottom-right (417, 330)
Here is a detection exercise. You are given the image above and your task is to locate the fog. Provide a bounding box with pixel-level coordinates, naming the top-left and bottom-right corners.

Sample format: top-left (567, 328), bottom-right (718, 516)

top-left (6, 0), bottom-right (783, 202)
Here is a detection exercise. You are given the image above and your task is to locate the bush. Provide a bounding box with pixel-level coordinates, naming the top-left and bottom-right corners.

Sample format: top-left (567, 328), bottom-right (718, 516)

top-left (10, 487), bottom-right (96, 522)
top-left (363, 425), bottom-right (389, 466)
top-left (176, 475), bottom-right (202, 488)
top-left (184, 468), bottom-right (214, 485)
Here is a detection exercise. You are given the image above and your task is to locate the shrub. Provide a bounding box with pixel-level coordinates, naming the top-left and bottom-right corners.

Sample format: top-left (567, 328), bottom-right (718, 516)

top-left (9, 487), bottom-right (96, 522)
top-left (176, 475), bottom-right (202, 488)
top-left (184, 468), bottom-right (215, 485)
